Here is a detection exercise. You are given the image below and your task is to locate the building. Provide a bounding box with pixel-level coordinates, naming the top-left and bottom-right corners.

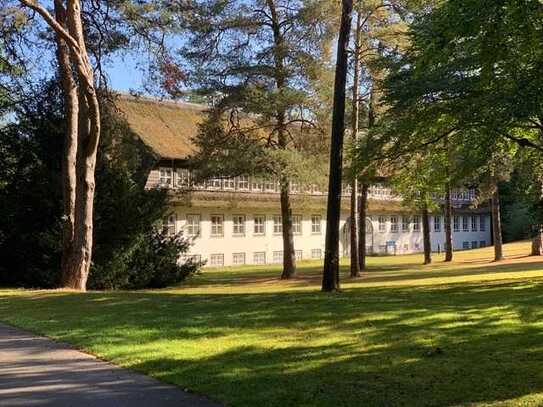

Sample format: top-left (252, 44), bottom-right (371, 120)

top-left (118, 94), bottom-right (492, 267)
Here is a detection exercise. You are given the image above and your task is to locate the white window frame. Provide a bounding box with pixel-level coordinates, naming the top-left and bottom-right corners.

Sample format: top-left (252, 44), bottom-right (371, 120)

top-left (311, 249), bottom-right (322, 259)
top-left (402, 216), bottom-right (410, 232)
top-left (232, 215), bottom-right (246, 236)
top-left (292, 215), bottom-right (302, 235)
top-left (236, 176), bottom-right (250, 191)
top-left (462, 241), bottom-right (470, 250)
top-left (272, 251), bottom-right (283, 264)
top-left (462, 216), bottom-right (469, 232)
top-left (311, 215), bottom-right (322, 234)
top-left (232, 252), bottom-right (246, 265)
top-left (209, 253), bottom-right (224, 267)
top-left (253, 215), bottom-right (266, 236)
top-left (162, 214), bottom-right (176, 236)
top-left (295, 250), bottom-right (303, 261)
top-left (223, 178), bottom-right (235, 190)
top-left (159, 167), bottom-right (173, 187)
top-left (471, 215), bottom-right (478, 232)
top-left (390, 216), bottom-right (398, 233)
top-left (253, 251), bottom-right (266, 265)
top-left (453, 216), bottom-right (460, 232)
top-left (176, 169), bottom-right (191, 188)
top-left (185, 214), bottom-right (201, 237)
top-left (211, 214), bottom-right (224, 237)
top-left (273, 215), bottom-right (282, 235)
top-left (378, 216), bottom-right (387, 233)
top-left (413, 215), bottom-right (421, 232)
top-left (434, 215), bottom-right (441, 232)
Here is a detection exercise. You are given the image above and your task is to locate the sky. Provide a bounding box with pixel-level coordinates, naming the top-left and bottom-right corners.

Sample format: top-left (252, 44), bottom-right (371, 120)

top-left (104, 54), bottom-right (145, 93)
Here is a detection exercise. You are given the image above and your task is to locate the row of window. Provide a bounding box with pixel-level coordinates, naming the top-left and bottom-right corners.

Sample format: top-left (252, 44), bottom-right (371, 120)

top-left (206, 249), bottom-right (324, 267)
top-left (463, 241), bottom-right (486, 250)
top-left (163, 214), bottom-right (323, 237)
top-left (377, 215), bottom-right (486, 233)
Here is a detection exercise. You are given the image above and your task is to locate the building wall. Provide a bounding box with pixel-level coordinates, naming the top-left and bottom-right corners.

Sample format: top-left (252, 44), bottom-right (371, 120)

top-left (168, 206), bottom-right (492, 267)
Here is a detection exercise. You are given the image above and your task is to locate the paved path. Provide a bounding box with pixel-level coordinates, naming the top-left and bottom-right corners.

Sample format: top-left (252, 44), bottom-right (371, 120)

top-left (0, 323), bottom-right (222, 407)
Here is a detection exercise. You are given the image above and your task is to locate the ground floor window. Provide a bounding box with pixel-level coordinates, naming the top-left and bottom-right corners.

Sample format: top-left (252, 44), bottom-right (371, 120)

top-left (378, 216), bottom-right (386, 232)
top-left (462, 216), bottom-right (469, 232)
top-left (463, 241), bottom-right (470, 250)
top-left (311, 249), bottom-right (322, 259)
top-left (471, 215), bottom-right (478, 232)
top-left (273, 215), bottom-right (282, 234)
top-left (185, 214), bottom-right (201, 237)
top-left (233, 252), bottom-right (246, 265)
top-left (434, 215), bottom-right (441, 232)
top-left (293, 215), bottom-right (302, 235)
top-left (453, 216), bottom-right (460, 232)
top-left (209, 253), bottom-right (224, 267)
top-left (402, 216), bottom-right (410, 232)
top-left (480, 240), bottom-right (486, 247)
top-left (254, 215), bottom-right (266, 235)
top-left (295, 250), bottom-right (303, 261)
top-left (480, 215), bottom-right (486, 231)
top-left (471, 241), bottom-right (478, 249)
top-left (211, 214), bottom-right (224, 237)
top-left (413, 215), bottom-right (421, 232)
top-left (162, 214), bottom-right (176, 236)
top-left (311, 215), bottom-right (322, 234)
top-left (232, 215), bottom-right (246, 236)
top-left (390, 216), bottom-right (398, 233)
top-left (253, 252), bottom-right (266, 265)
top-left (273, 251), bottom-right (283, 263)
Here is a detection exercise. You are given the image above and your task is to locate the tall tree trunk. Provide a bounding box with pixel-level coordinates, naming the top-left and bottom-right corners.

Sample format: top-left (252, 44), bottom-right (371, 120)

top-left (422, 205), bottom-right (432, 265)
top-left (491, 185), bottom-right (504, 261)
top-left (61, 0), bottom-right (101, 290)
top-left (322, 0), bottom-right (353, 292)
top-left (349, 11), bottom-right (363, 278)
top-left (531, 182), bottom-right (543, 256)
top-left (54, 0), bottom-right (78, 283)
top-left (267, 0), bottom-right (296, 279)
top-left (358, 183), bottom-right (369, 271)
top-left (280, 177), bottom-right (297, 279)
top-left (444, 183), bottom-right (453, 262)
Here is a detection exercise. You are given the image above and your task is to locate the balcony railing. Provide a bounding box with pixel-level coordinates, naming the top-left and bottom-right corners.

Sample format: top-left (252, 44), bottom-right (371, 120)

top-left (156, 168), bottom-right (475, 202)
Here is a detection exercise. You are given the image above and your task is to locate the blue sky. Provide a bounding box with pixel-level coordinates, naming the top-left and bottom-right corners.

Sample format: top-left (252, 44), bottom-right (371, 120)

top-left (104, 54), bottom-right (144, 92)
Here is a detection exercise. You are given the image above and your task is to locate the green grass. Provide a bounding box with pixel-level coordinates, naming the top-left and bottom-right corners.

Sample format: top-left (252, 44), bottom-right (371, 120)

top-left (2, 241), bottom-right (543, 406)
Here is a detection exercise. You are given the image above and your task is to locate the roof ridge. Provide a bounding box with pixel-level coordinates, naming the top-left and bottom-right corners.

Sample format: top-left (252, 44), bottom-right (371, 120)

top-left (115, 91), bottom-right (209, 111)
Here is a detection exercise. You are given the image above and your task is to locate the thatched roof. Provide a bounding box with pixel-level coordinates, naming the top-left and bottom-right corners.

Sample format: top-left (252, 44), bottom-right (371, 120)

top-left (116, 94), bottom-right (205, 160)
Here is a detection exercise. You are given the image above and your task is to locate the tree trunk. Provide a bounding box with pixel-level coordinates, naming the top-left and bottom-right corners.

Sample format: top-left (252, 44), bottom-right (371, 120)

top-left (53, 0), bottom-right (78, 283)
top-left (349, 11), bottom-right (363, 278)
top-left (322, 0), bottom-right (353, 292)
top-left (60, 0), bottom-right (101, 290)
top-left (358, 183), bottom-right (369, 271)
top-left (491, 186), bottom-right (504, 261)
top-left (531, 229), bottom-right (543, 256)
top-left (444, 183), bottom-right (453, 262)
top-left (422, 205), bottom-right (432, 265)
top-left (280, 177), bottom-right (297, 279)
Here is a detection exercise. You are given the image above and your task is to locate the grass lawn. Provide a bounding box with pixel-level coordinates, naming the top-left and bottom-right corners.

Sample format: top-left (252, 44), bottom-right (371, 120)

top-left (2, 241), bottom-right (543, 406)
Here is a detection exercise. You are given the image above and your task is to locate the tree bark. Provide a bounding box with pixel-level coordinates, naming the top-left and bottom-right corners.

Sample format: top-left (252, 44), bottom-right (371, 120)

top-left (322, 0), bottom-right (353, 292)
top-left (422, 205), bottom-right (432, 265)
top-left (349, 11), bottom-right (363, 278)
top-left (60, 0), bottom-right (101, 290)
top-left (531, 230), bottom-right (543, 256)
top-left (53, 0), bottom-right (78, 282)
top-left (280, 177), bottom-right (297, 279)
top-left (358, 183), bottom-right (369, 271)
top-left (444, 183), bottom-right (453, 262)
top-left (491, 185), bottom-right (504, 261)
top-left (267, 0), bottom-right (296, 279)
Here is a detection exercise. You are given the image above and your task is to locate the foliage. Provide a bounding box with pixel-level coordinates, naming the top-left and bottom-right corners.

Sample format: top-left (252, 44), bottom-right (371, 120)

top-left (0, 84), bottom-right (201, 289)
top-left (2, 242), bottom-right (543, 406)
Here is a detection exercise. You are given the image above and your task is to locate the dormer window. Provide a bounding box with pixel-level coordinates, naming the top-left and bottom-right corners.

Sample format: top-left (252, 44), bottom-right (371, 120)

top-left (159, 167), bottom-right (173, 187)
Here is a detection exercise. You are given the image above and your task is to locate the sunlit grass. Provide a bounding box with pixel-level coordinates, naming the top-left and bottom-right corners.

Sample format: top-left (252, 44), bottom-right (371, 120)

top-left (2, 241), bottom-right (543, 406)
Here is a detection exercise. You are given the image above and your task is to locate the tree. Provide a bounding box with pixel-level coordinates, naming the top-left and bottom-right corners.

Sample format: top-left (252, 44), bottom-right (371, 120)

top-left (14, 0), bottom-right (101, 290)
top-left (322, 0), bottom-right (353, 292)
top-left (180, 0), bottom-right (335, 279)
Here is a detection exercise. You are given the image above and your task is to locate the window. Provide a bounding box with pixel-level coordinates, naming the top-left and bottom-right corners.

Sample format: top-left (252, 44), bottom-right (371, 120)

top-left (264, 180), bottom-right (276, 192)
top-left (311, 249), bottom-right (322, 259)
top-left (223, 178), bottom-right (235, 190)
top-left (237, 176), bottom-right (249, 190)
top-left (211, 215), bottom-right (224, 237)
top-left (462, 216), bottom-right (469, 232)
top-left (177, 169), bottom-right (191, 187)
top-left (471, 241), bottom-right (478, 249)
top-left (209, 253), bottom-right (224, 266)
top-left (162, 214), bottom-right (176, 236)
top-left (480, 240), bottom-right (486, 247)
top-left (434, 215), bottom-right (441, 232)
top-left (378, 216), bottom-right (387, 232)
top-left (254, 215), bottom-right (266, 236)
top-left (181, 254), bottom-right (201, 264)
top-left (209, 177), bottom-right (222, 189)
top-left (295, 250), bottom-right (303, 261)
top-left (159, 167), bottom-right (173, 186)
top-left (453, 216), bottom-right (460, 232)
top-left (232, 215), bottom-right (246, 236)
top-left (273, 251), bottom-right (283, 263)
top-left (413, 215), bottom-right (421, 232)
top-left (251, 179), bottom-right (264, 192)
top-left (185, 214), bottom-right (201, 237)
top-left (293, 215), bottom-right (302, 235)
top-left (233, 252), bottom-right (246, 265)
top-left (253, 252), bottom-right (266, 265)
top-left (273, 215), bottom-right (282, 234)
top-left (480, 215), bottom-right (486, 231)
top-left (471, 215), bottom-right (478, 232)
top-left (402, 216), bottom-right (410, 232)
top-left (462, 241), bottom-right (470, 250)
top-left (311, 215), bottom-right (322, 234)
top-left (390, 216), bottom-right (398, 233)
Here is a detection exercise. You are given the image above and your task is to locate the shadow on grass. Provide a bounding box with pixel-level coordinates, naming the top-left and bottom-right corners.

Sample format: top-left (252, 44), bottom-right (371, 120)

top-left (2, 279), bottom-right (543, 406)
